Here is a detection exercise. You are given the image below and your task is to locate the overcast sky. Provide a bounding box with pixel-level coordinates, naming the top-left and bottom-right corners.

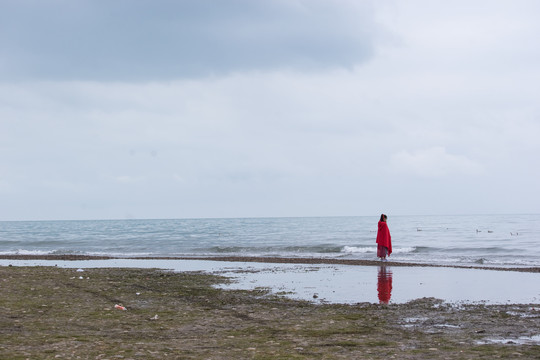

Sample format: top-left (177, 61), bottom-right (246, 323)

top-left (1, 0), bottom-right (539, 220)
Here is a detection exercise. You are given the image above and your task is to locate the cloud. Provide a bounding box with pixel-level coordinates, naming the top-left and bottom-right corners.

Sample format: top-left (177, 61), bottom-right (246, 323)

top-left (390, 147), bottom-right (483, 178)
top-left (0, 0), bottom-right (378, 81)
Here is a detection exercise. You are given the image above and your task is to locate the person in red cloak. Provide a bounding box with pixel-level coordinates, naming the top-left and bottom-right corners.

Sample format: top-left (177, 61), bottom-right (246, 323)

top-left (376, 214), bottom-right (392, 261)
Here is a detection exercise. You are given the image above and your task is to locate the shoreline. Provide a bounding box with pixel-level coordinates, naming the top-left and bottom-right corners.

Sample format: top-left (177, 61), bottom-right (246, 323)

top-left (1, 254), bottom-right (539, 273)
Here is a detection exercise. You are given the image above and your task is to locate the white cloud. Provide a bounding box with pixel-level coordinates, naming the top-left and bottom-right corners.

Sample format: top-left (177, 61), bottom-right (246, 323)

top-left (390, 147), bottom-right (483, 178)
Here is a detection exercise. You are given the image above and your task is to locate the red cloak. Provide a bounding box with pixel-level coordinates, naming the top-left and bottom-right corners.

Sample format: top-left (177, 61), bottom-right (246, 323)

top-left (376, 221), bottom-right (392, 255)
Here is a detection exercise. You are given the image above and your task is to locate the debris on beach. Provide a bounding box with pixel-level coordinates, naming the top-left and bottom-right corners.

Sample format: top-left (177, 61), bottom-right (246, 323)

top-left (3, 265), bottom-right (540, 359)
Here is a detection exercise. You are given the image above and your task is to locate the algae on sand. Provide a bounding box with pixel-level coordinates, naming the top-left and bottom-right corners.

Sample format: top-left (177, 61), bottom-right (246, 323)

top-left (0, 266), bottom-right (539, 359)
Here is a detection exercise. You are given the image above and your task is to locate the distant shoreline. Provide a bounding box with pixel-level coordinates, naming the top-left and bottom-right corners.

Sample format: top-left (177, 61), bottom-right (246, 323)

top-left (1, 254), bottom-right (539, 273)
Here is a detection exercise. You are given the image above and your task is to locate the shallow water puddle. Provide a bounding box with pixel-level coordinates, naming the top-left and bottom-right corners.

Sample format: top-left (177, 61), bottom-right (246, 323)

top-left (1, 259), bottom-right (539, 304)
top-left (218, 264), bottom-right (540, 304)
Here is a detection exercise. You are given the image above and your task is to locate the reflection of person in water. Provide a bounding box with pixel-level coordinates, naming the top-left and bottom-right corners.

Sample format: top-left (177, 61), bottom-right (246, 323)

top-left (377, 266), bottom-right (393, 304)
top-left (376, 214), bottom-right (392, 261)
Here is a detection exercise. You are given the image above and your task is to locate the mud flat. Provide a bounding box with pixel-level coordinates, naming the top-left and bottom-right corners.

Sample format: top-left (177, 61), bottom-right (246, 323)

top-left (1, 266), bottom-right (539, 359)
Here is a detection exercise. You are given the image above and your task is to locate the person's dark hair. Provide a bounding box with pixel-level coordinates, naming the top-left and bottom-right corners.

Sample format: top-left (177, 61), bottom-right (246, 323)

top-left (379, 214), bottom-right (387, 222)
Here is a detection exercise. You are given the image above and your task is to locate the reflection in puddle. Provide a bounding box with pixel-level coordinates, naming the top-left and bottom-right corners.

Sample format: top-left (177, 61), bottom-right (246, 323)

top-left (377, 266), bottom-right (393, 304)
top-left (2, 259), bottom-right (540, 304)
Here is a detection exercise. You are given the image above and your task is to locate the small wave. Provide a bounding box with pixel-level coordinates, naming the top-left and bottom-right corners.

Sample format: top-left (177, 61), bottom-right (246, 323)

top-left (342, 246), bottom-right (417, 254)
top-left (474, 258), bottom-right (487, 264)
top-left (0, 249), bottom-right (57, 256)
top-left (204, 246), bottom-right (244, 253)
top-left (393, 247), bottom-right (417, 254)
top-left (86, 251), bottom-right (156, 258)
top-left (342, 246), bottom-right (376, 254)
top-left (444, 246), bottom-right (519, 254)
top-left (410, 246), bottom-right (431, 253)
top-left (202, 245), bottom-right (343, 254)
top-left (0, 249), bottom-right (121, 256)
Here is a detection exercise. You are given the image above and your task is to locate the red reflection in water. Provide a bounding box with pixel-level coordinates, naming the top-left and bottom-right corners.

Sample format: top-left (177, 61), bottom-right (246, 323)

top-left (377, 266), bottom-right (393, 304)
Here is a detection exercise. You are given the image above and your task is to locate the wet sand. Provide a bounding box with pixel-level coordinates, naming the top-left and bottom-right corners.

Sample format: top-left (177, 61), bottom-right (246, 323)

top-left (1, 265), bottom-right (539, 359)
